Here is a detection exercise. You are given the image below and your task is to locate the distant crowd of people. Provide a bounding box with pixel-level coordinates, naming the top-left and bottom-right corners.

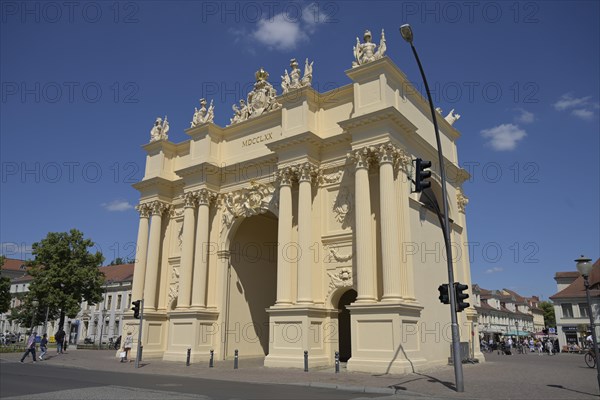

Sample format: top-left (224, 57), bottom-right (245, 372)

top-left (481, 337), bottom-right (560, 355)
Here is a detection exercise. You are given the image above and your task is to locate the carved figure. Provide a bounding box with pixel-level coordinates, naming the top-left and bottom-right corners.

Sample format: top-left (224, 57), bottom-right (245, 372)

top-left (435, 107), bottom-right (443, 114)
top-left (445, 109), bottom-right (461, 125)
top-left (352, 29), bottom-right (386, 67)
top-left (150, 116), bottom-right (169, 142)
top-left (281, 58), bottom-right (314, 94)
top-left (229, 68), bottom-right (281, 125)
top-left (191, 98), bottom-right (215, 127)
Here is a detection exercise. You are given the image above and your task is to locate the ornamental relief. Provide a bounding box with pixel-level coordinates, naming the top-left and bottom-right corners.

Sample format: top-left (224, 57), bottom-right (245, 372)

top-left (168, 264), bottom-right (180, 305)
top-left (457, 187), bottom-right (469, 214)
top-left (326, 267), bottom-right (354, 299)
top-left (332, 186), bottom-right (354, 228)
top-left (219, 182), bottom-right (277, 235)
top-left (323, 244), bottom-right (353, 263)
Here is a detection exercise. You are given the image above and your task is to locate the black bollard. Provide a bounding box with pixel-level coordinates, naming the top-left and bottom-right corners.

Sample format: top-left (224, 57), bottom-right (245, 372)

top-left (234, 349), bottom-right (238, 369)
top-left (186, 348), bottom-right (191, 366)
top-left (304, 350), bottom-right (308, 372)
top-left (335, 351), bottom-right (340, 373)
top-left (209, 349), bottom-right (214, 368)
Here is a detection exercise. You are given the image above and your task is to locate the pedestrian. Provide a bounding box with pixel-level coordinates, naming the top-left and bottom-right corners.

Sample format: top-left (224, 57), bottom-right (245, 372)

top-left (121, 331), bottom-right (133, 362)
top-left (20, 332), bottom-right (37, 363)
top-left (39, 333), bottom-right (48, 360)
top-left (546, 340), bottom-right (553, 355)
top-left (55, 328), bottom-right (65, 354)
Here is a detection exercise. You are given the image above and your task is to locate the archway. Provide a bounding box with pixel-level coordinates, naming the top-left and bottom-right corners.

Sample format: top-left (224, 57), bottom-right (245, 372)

top-left (337, 289), bottom-right (357, 362)
top-left (225, 213), bottom-right (278, 357)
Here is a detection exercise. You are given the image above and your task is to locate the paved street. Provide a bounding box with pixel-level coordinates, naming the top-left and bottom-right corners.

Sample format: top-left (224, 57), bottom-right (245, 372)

top-left (1, 349), bottom-right (598, 399)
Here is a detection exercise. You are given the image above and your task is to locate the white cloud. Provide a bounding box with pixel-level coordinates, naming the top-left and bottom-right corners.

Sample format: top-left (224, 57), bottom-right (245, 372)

top-left (485, 267), bottom-right (504, 274)
top-left (242, 3), bottom-right (328, 52)
top-left (553, 93), bottom-right (599, 120)
top-left (252, 14), bottom-right (308, 51)
top-left (480, 123), bottom-right (527, 151)
top-left (553, 93), bottom-right (591, 111)
top-left (515, 108), bottom-right (534, 124)
top-left (102, 200), bottom-right (134, 212)
top-left (571, 108), bottom-right (594, 120)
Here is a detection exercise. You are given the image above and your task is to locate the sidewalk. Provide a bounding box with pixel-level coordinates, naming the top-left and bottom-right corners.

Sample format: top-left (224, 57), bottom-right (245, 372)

top-left (3, 350), bottom-right (598, 399)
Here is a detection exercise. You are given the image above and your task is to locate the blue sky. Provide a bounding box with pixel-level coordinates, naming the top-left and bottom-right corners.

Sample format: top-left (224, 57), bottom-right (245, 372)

top-left (1, 1), bottom-right (598, 300)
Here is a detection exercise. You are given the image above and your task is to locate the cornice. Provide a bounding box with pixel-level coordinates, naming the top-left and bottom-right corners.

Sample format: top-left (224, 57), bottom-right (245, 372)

top-left (142, 139), bottom-right (178, 154)
top-left (338, 106), bottom-right (418, 135)
top-left (184, 122), bottom-right (226, 141)
top-left (132, 176), bottom-right (179, 191)
top-left (222, 107), bottom-right (283, 138)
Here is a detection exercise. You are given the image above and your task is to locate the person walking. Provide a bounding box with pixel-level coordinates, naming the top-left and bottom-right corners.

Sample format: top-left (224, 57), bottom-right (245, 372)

top-left (39, 334), bottom-right (48, 360)
top-left (20, 332), bottom-right (37, 363)
top-left (121, 332), bottom-right (133, 362)
top-left (55, 328), bottom-right (65, 354)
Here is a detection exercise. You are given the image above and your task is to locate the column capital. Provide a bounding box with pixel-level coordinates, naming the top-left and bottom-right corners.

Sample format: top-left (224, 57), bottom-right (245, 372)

top-left (276, 166), bottom-right (294, 187)
top-left (373, 142), bottom-right (397, 165)
top-left (296, 162), bottom-right (318, 183)
top-left (149, 200), bottom-right (170, 216)
top-left (348, 147), bottom-right (373, 170)
top-left (196, 188), bottom-right (216, 206)
top-left (135, 203), bottom-right (151, 218)
top-left (182, 192), bottom-right (197, 208)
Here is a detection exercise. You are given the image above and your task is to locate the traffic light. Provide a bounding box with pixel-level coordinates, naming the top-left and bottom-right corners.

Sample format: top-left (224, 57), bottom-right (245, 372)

top-left (414, 158), bottom-right (432, 193)
top-left (438, 284), bottom-right (450, 304)
top-left (454, 283), bottom-right (470, 312)
top-left (132, 300), bottom-right (141, 319)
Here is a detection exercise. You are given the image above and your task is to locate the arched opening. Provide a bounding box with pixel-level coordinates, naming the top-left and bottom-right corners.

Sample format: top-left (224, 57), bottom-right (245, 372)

top-left (225, 212), bottom-right (278, 358)
top-left (337, 288), bottom-right (357, 362)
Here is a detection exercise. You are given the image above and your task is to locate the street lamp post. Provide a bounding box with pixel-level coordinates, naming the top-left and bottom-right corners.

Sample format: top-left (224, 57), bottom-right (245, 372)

top-left (575, 256), bottom-right (600, 391)
top-left (30, 300), bottom-right (39, 333)
top-left (99, 308), bottom-right (106, 349)
top-left (400, 23), bottom-right (465, 392)
top-left (515, 321), bottom-right (520, 354)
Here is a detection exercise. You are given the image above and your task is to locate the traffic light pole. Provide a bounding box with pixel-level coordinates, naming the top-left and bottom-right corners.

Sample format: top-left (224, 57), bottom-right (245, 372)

top-left (135, 298), bottom-right (144, 369)
top-left (408, 40), bottom-right (465, 392)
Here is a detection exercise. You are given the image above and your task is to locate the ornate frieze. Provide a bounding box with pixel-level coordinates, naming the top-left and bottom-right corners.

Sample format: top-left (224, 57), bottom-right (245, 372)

top-left (352, 29), bottom-right (386, 68)
top-left (281, 58), bottom-right (314, 94)
top-left (457, 187), bottom-right (469, 213)
top-left (229, 68), bottom-right (281, 125)
top-left (191, 98), bottom-right (215, 127)
top-left (317, 167), bottom-right (343, 186)
top-left (150, 116), bottom-right (169, 142)
top-left (324, 245), bottom-right (353, 263)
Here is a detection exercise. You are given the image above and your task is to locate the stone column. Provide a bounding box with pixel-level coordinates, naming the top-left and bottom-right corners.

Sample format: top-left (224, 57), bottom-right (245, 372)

top-left (350, 149), bottom-right (376, 302)
top-left (276, 167), bottom-right (293, 306)
top-left (144, 200), bottom-right (167, 310)
top-left (375, 143), bottom-right (402, 301)
top-left (192, 189), bottom-right (211, 308)
top-left (131, 204), bottom-right (150, 301)
top-left (297, 163), bottom-right (315, 304)
top-left (396, 151), bottom-right (415, 300)
top-left (177, 192), bottom-right (197, 309)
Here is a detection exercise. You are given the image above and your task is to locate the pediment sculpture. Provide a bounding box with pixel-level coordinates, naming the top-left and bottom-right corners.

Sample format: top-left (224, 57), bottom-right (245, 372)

top-left (445, 109), bottom-right (461, 125)
top-left (150, 116), bottom-right (169, 142)
top-left (191, 98), bottom-right (214, 127)
top-left (229, 68), bottom-right (281, 125)
top-left (281, 58), bottom-right (314, 94)
top-left (352, 29), bottom-right (386, 67)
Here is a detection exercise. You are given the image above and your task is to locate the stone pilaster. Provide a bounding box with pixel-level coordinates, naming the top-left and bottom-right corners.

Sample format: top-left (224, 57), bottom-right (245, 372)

top-left (144, 200), bottom-right (169, 310)
top-left (191, 189), bottom-right (213, 308)
top-left (131, 203), bottom-right (150, 302)
top-left (177, 192), bottom-right (197, 309)
top-left (275, 167), bottom-right (293, 306)
top-left (296, 162), bottom-right (316, 304)
top-left (374, 143), bottom-right (402, 301)
top-left (349, 148), bottom-right (376, 302)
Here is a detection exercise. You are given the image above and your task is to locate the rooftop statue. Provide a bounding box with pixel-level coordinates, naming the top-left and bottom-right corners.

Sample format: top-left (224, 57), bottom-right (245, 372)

top-left (444, 109), bottom-right (461, 126)
top-left (352, 29), bottom-right (386, 68)
top-left (150, 116), bottom-right (169, 142)
top-left (191, 98), bottom-right (215, 127)
top-left (229, 68), bottom-right (281, 125)
top-left (281, 58), bottom-right (314, 94)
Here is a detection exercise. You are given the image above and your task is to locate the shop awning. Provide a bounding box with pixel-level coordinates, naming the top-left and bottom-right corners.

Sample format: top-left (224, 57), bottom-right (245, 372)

top-left (505, 330), bottom-right (530, 336)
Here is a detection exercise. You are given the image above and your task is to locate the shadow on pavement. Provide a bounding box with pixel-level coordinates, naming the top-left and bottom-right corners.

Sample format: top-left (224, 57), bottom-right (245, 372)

top-left (547, 384), bottom-right (599, 397)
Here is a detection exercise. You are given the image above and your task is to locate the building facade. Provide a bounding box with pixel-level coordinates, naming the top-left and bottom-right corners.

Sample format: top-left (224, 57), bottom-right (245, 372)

top-left (126, 33), bottom-right (480, 373)
top-left (472, 285), bottom-right (544, 341)
top-left (550, 259), bottom-right (600, 348)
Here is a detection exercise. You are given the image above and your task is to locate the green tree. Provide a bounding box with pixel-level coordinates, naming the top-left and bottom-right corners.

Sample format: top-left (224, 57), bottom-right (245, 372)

top-left (24, 229), bottom-right (105, 330)
top-left (109, 257), bottom-right (125, 265)
top-left (539, 301), bottom-right (556, 328)
top-left (0, 256), bottom-right (11, 313)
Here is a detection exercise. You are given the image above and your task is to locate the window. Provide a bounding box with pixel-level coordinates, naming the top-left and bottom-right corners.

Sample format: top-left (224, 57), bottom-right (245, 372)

top-left (561, 304), bottom-right (573, 318)
top-left (579, 303), bottom-right (588, 318)
top-left (117, 295), bottom-right (122, 310)
top-left (127, 294), bottom-right (131, 308)
top-left (106, 295), bottom-right (112, 310)
top-left (96, 303), bottom-right (99, 311)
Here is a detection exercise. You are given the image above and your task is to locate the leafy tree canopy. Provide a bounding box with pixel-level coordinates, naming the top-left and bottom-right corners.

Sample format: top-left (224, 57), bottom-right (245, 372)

top-left (0, 256), bottom-right (10, 314)
top-left (24, 229), bottom-right (105, 329)
top-left (539, 301), bottom-right (556, 328)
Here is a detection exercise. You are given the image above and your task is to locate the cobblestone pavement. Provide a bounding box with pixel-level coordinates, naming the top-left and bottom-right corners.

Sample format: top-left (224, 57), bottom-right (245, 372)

top-left (2, 349), bottom-right (599, 399)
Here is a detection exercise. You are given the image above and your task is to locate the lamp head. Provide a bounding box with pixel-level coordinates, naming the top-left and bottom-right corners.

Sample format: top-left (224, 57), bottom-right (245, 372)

top-left (400, 24), bottom-right (413, 43)
top-left (575, 255), bottom-right (593, 277)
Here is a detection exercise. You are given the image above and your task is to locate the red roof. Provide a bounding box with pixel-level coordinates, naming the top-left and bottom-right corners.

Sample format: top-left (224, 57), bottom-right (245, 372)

top-left (99, 263), bottom-right (135, 283)
top-left (550, 259), bottom-right (600, 300)
top-left (1, 258), bottom-right (29, 272)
